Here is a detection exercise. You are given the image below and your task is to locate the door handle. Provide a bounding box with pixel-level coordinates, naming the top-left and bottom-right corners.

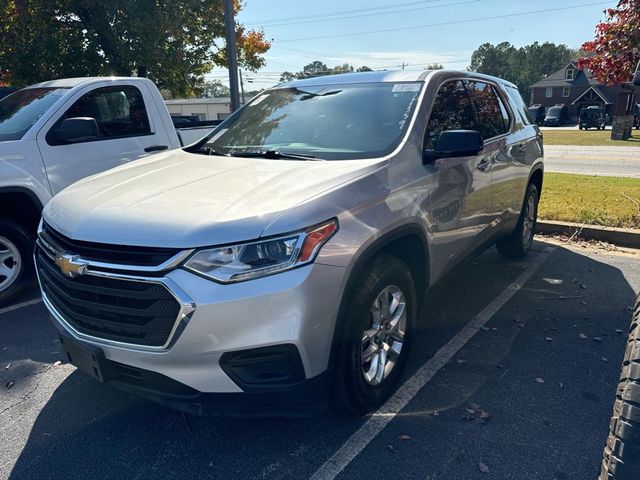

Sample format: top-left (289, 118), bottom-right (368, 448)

top-left (144, 145), bottom-right (169, 152)
top-left (477, 158), bottom-right (491, 171)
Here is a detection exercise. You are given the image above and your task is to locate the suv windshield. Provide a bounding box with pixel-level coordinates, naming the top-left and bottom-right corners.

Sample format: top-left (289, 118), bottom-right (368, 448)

top-left (0, 87), bottom-right (68, 141)
top-left (547, 107), bottom-right (562, 118)
top-left (196, 82), bottom-right (423, 160)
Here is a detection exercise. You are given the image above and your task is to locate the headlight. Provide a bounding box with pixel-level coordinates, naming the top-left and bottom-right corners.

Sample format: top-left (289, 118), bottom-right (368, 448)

top-left (183, 219), bottom-right (338, 283)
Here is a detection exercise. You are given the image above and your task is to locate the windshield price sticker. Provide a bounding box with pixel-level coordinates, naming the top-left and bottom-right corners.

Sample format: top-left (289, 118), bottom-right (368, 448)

top-left (392, 83), bottom-right (421, 93)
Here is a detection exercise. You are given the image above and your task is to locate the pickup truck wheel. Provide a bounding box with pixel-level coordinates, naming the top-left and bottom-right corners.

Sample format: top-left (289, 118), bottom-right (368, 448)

top-left (599, 295), bottom-right (640, 479)
top-left (332, 254), bottom-right (417, 415)
top-left (0, 220), bottom-right (34, 307)
top-left (497, 183), bottom-right (539, 259)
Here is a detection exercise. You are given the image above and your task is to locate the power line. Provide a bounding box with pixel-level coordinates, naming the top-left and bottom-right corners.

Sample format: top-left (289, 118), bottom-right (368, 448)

top-left (247, 0), bottom-right (480, 28)
top-left (242, 0), bottom-right (451, 26)
top-left (275, 1), bottom-right (614, 43)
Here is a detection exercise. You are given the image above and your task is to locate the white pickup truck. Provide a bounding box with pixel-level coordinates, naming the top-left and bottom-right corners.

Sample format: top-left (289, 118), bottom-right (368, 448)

top-left (0, 77), bottom-right (215, 304)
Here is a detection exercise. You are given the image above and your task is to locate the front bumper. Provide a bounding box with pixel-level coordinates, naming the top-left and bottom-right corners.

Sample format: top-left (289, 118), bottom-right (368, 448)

top-left (42, 259), bottom-right (347, 412)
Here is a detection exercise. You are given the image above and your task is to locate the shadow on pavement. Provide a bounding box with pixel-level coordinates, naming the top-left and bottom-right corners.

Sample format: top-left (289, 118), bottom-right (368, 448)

top-left (6, 242), bottom-right (638, 480)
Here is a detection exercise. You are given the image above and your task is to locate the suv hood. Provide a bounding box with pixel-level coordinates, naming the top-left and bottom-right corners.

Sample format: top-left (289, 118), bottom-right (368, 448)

top-left (44, 149), bottom-right (385, 248)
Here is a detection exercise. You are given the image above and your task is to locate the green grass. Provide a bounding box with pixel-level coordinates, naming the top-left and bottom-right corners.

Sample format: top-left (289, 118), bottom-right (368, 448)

top-left (542, 129), bottom-right (640, 147)
top-left (539, 173), bottom-right (640, 229)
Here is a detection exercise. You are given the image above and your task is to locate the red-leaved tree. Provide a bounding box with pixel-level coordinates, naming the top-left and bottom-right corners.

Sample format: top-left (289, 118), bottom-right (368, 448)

top-left (578, 0), bottom-right (640, 85)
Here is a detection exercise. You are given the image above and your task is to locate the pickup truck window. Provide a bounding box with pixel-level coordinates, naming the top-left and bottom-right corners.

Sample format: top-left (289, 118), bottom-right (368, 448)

top-left (48, 85), bottom-right (151, 145)
top-left (197, 82), bottom-right (422, 160)
top-left (0, 88), bottom-right (68, 141)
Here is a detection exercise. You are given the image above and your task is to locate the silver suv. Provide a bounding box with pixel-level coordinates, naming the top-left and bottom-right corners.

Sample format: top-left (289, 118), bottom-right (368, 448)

top-left (35, 70), bottom-right (543, 416)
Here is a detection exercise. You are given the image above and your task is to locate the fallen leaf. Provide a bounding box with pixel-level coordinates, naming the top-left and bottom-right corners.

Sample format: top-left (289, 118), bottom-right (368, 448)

top-left (465, 408), bottom-right (476, 415)
top-left (481, 326), bottom-right (490, 331)
top-left (602, 357), bottom-right (608, 362)
top-left (535, 378), bottom-right (545, 384)
top-left (580, 284), bottom-right (587, 289)
top-left (480, 411), bottom-right (491, 421)
top-left (432, 411), bottom-right (439, 416)
top-left (398, 435), bottom-right (411, 441)
top-left (616, 329), bottom-right (624, 334)
top-left (545, 337), bottom-right (553, 342)
top-left (559, 382), bottom-right (564, 389)
top-left (5, 380), bottom-right (15, 389)
top-left (4, 363), bottom-right (10, 370)
top-left (579, 333), bottom-right (587, 339)
top-left (387, 444), bottom-right (396, 453)
top-left (593, 337), bottom-right (603, 342)
top-left (491, 327), bottom-right (498, 331)
top-left (53, 360), bottom-right (62, 367)
top-left (581, 301), bottom-right (587, 305)
top-left (470, 403), bottom-right (481, 411)
top-left (478, 461), bottom-right (490, 473)
top-left (456, 359), bottom-right (467, 365)
top-left (517, 324), bottom-right (524, 328)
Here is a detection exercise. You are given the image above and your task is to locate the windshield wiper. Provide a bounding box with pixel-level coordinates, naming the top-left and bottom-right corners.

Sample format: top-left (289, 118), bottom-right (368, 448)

top-left (199, 146), bottom-right (229, 156)
top-left (227, 149), bottom-right (322, 161)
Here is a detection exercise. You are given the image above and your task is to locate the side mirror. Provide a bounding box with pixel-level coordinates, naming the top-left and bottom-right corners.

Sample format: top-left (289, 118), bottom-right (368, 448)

top-left (633, 60), bottom-right (640, 86)
top-left (424, 130), bottom-right (484, 163)
top-left (52, 117), bottom-right (98, 144)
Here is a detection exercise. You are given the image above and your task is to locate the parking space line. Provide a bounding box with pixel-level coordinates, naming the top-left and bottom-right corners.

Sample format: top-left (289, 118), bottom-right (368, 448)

top-left (0, 297), bottom-right (42, 316)
top-left (309, 247), bottom-right (554, 480)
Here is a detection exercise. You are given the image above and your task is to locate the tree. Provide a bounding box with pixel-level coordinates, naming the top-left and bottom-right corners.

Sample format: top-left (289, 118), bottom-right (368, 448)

top-left (469, 41), bottom-right (576, 95)
top-left (201, 80), bottom-right (230, 98)
top-left (0, 0), bottom-right (271, 96)
top-left (279, 61), bottom-right (372, 82)
top-left (426, 63), bottom-right (444, 70)
top-left (578, 0), bottom-right (640, 85)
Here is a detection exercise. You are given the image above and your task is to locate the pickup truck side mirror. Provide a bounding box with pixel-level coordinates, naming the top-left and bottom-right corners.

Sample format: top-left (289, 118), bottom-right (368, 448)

top-left (423, 130), bottom-right (484, 163)
top-left (52, 117), bottom-right (99, 144)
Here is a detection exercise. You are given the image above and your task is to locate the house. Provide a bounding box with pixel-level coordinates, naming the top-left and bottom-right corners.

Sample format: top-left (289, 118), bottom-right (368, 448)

top-left (529, 62), bottom-right (638, 122)
top-left (164, 97), bottom-right (235, 121)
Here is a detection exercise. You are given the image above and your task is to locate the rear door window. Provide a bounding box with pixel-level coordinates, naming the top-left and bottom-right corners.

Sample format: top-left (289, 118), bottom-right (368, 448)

top-left (465, 81), bottom-right (510, 140)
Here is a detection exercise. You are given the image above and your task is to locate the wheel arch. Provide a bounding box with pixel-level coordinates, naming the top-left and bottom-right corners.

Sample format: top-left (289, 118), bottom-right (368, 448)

top-left (528, 164), bottom-right (544, 195)
top-left (0, 187), bottom-right (44, 235)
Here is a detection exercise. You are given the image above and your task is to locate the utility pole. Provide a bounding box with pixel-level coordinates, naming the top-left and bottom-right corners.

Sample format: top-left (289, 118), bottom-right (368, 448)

top-left (401, 62), bottom-right (407, 70)
top-left (224, 0), bottom-right (241, 111)
top-left (239, 69), bottom-right (246, 105)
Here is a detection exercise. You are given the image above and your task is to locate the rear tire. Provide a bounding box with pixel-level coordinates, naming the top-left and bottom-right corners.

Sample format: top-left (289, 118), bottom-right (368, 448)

top-left (0, 219), bottom-right (34, 307)
top-left (599, 295), bottom-right (640, 479)
top-left (497, 183), bottom-right (539, 259)
top-left (332, 254), bottom-right (417, 415)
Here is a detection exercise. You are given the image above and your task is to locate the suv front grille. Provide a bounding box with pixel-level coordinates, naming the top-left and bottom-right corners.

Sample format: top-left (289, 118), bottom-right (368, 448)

top-left (40, 222), bottom-right (181, 267)
top-left (36, 247), bottom-right (182, 347)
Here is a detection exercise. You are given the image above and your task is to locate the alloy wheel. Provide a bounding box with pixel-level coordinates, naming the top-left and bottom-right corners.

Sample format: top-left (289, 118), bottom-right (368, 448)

top-left (361, 285), bottom-right (407, 386)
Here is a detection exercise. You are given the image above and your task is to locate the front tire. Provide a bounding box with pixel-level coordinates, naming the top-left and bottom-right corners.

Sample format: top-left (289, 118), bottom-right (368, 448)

top-left (332, 255), bottom-right (417, 414)
top-left (599, 295), bottom-right (640, 479)
top-left (0, 219), bottom-right (34, 307)
top-left (497, 183), bottom-right (539, 259)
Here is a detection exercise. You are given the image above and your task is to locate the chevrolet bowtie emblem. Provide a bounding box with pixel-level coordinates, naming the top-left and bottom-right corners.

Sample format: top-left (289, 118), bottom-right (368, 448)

top-left (54, 254), bottom-right (88, 278)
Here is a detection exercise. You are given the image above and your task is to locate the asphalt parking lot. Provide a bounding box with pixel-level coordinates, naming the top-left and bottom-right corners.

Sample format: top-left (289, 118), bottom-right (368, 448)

top-left (1, 238), bottom-right (639, 480)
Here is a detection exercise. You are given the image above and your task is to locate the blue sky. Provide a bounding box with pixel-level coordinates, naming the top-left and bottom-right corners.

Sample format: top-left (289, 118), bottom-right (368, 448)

top-left (207, 0), bottom-right (616, 90)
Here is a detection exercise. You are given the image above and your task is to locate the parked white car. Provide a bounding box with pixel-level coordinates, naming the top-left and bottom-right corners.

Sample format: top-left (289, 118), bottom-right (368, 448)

top-left (0, 77), bottom-right (215, 304)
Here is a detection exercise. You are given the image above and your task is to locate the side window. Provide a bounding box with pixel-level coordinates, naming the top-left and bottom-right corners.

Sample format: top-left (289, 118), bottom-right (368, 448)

top-left (465, 81), bottom-right (509, 140)
top-left (49, 85), bottom-right (151, 145)
top-left (424, 80), bottom-right (475, 150)
top-left (505, 86), bottom-right (533, 127)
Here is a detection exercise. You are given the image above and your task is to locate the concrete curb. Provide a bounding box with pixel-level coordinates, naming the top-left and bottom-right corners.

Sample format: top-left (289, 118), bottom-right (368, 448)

top-left (536, 220), bottom-right (640, 249)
